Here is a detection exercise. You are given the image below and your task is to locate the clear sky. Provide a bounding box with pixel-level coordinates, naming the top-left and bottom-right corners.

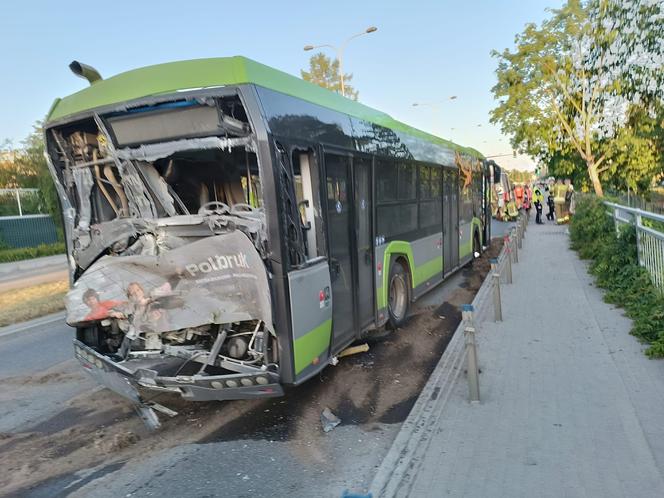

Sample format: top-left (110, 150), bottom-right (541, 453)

top-left (1, 0), bottom-right (562, 170)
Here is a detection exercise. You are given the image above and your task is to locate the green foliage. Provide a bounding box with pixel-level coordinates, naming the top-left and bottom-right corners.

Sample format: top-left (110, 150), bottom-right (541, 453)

top-left (491, 0), bottom-right (664, 196)
top-left (490, 1), bottom-right (588, 167)
top-left (301, 52), bottom-right (358, 100)
top-left (569, 195), bottom-right (664, 357)
top-left (1, 122), bottom-right (64, 240)
top-left (0, 242), bottom-right (65, 263)
top-left (504, 169), bottom-right (533, 184)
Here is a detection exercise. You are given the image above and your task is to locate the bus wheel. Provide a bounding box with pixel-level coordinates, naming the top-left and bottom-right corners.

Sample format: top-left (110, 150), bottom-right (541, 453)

top-left (388, 261), bottom-right (410, 328)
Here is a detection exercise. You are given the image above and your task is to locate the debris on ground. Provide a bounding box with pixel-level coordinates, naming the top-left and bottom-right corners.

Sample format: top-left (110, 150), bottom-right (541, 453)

top-left (321, 407), bottom-right (341, 433)
top-left (338, 343), bottom-right (370, 358)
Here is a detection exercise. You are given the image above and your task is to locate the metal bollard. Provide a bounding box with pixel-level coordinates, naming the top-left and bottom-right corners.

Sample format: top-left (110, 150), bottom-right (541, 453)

top-left (512, 231), bottom-right (519, 263)
top-left (501, 236), bottom-right (512, 284)
top-left (490, 259), bottom-right (503, 322)
top-left (517, 221), bottom-right (523, 249)
top-left (462, 304), bottom-right (480, 403)
top-left (522, 213), bottom-right (527, 235)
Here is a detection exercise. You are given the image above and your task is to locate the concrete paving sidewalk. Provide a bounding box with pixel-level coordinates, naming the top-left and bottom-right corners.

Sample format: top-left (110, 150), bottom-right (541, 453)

top-left (372, 222), bottom-right (664, 498)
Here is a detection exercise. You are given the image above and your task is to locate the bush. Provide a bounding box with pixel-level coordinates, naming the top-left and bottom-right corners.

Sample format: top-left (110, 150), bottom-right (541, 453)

top-left (0, 242), bottom-right (65, 263)
top-left (570, 196), bottom-right (664, 358)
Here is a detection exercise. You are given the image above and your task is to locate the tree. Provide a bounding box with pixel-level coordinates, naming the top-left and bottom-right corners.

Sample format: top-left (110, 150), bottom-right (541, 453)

top-left (301, 52), bottom-right (359, 100)
top-left (2, 123), bottom-right (63, 238)
top-left (491, 0), bottom-right (663, 196)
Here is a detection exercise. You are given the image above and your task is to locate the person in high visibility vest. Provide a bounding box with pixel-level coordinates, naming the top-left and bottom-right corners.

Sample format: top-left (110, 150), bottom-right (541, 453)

top-left (496, 183), bottom-right (505, 220)
top-left (553, 179), bottom-right (566, 220)
top-left (514, 184), bottom-right (524, 210)
top-left (533, 187), bottom-right (544, 224)
top-left (506, 199), bottom-right (518, 220)
top-left (523, 184), bottom-right (532, 215)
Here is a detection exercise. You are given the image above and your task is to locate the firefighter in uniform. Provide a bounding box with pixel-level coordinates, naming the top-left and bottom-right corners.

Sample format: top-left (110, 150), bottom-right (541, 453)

top-left (553, 179), bottom-right (566, 220)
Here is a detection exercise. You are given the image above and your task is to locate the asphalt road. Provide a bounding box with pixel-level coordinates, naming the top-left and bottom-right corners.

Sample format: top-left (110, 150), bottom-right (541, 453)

top-left (0, 242), bottom-right (499, 498)
top-left (0, 316), bottom-right (95, 433)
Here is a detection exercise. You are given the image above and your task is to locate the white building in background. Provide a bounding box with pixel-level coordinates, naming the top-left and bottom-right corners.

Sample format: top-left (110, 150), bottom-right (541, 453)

top-left (0, 150), bottom-right (16, 163)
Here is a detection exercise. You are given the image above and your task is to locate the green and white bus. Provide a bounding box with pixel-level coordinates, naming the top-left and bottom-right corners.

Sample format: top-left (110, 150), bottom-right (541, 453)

top-left (44, 57), bottom-right (491, 414)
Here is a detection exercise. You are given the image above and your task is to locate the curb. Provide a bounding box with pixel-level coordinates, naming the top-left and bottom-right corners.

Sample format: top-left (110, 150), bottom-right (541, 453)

top-left (0, 254), bottom-right (67, 276)
top-left (0, 311), bottom-right (67, 339)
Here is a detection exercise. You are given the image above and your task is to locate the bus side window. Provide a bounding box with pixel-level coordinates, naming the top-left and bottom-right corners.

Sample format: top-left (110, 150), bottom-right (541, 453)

top-left (292, 150), bottom-right (325, 261)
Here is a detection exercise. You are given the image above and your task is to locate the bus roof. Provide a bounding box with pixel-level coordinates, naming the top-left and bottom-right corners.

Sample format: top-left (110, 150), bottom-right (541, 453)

top-left (46, 56), bottom-right (483, 158)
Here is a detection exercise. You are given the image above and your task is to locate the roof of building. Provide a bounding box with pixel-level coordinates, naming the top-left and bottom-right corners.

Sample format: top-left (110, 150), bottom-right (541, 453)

top-left (46, 56), bottom-right (482, 158)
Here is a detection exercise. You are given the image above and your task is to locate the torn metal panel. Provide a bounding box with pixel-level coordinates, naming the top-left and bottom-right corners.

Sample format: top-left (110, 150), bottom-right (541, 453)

top-left (138, 161), bottom-right (178, 216)
top-left (116, 136), bottom-right (254, 162)
top-left (118, 160), bottom-right (157, 218)
top-left (66, 229), bottom-right (274, 334)
top-left (74, 218), bottom-right (151, 270)
top-left (71, 167), bottom-right (94, 249)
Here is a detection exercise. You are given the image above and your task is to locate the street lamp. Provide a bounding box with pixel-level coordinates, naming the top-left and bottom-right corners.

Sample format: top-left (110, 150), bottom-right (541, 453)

top-left (411, 96), bottom-right (458, 107)
top-left (303, 26), bottom-right (378, 97)
top-left (411, 97), bottom-right (458, 136)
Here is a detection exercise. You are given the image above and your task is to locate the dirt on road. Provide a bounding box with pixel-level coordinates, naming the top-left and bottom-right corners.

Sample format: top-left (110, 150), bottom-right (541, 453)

top-left (0, 240), bottom-right (501, 496)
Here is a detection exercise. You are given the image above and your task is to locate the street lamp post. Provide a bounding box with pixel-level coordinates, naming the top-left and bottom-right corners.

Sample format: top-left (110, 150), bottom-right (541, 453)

top-left (304, 26), bottom-right (378, 97)
top-left (411, 96), bottom-right (458, 136)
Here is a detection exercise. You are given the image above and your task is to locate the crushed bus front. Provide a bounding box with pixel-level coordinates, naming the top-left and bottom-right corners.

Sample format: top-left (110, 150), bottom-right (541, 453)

top-left (45, 89), bottom-right (284, 421)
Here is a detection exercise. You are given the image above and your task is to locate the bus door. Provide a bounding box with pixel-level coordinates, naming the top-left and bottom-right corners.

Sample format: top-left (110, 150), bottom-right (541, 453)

top-left (286, 147), bottom-right (333, 383)
top-left (353, 156), bottom-right (374, 330)
top-left (443, 169), bottom-right (459, 274)
top-left (324, 152), bottom-right (358, 352)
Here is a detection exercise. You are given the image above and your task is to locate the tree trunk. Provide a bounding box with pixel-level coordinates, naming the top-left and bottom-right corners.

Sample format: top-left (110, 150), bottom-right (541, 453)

top-left (587, 159), bottom-right (604, 197)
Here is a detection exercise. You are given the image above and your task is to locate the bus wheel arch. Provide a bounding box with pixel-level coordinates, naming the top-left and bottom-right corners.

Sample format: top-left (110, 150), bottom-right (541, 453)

top-left (387, 255), bottom-right (411, 328)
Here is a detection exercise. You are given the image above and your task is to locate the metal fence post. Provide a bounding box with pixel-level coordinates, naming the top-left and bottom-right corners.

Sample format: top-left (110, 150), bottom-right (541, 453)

top-left (521, 213), bottom-right (526, 237)
top-left (501, 237), bottom-right (513, 284)
top-left (462, 304), bottom-right (480, 403)
top-left (490, 259), bottom-right (503, 322)
top-left (635, 213), bottom-right (642, 266)
top-left (517, 220), bottom-right (523, 249)
top-left (512, 230), bottom-right (519, 263)
top-left (15, 189), bottom-right (23, 217)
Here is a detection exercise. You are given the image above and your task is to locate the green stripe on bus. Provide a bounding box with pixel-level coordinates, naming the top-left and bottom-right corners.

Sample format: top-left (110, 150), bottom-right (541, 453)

top-left (413, 255), bottom-right (443, 286)
top-left (293, 319), bottom-right (332, 374)
top-left (376, 253), bottom-right (442, 309)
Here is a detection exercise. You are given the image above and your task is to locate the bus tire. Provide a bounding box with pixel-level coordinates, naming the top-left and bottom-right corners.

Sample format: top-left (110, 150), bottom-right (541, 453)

top-left (388, 260), bottom-right (410, 329)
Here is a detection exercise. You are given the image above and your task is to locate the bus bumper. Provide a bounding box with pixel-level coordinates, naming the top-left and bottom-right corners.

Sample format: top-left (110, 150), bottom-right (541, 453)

top-left (73, 340), bottom-right (284, 403)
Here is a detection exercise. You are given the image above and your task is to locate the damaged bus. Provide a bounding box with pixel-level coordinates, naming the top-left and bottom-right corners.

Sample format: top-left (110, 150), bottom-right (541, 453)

top-left (44, 57), bottom-right (491, 425)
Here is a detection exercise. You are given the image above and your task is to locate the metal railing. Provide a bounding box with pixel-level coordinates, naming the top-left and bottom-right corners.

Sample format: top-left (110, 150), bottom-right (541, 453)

top-left (369, 210), bottom-right (528, 498)
top-left (0, 188), bottom-right (44, 217)
top-left (605, 201), bottom-right (664, 294)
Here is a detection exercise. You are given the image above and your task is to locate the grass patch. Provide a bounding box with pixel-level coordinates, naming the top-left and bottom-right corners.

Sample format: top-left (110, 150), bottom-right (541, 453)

top-left (570, 196), bottom-right (664, 358)
top-left (0, 279), bottom-right (68, 327)
top-left (0, 242), bottom-right (65, 264)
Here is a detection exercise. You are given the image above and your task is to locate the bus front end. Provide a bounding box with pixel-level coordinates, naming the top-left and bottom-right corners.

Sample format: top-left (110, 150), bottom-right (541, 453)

top-left (45, 88), bottom-right (285, 415)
